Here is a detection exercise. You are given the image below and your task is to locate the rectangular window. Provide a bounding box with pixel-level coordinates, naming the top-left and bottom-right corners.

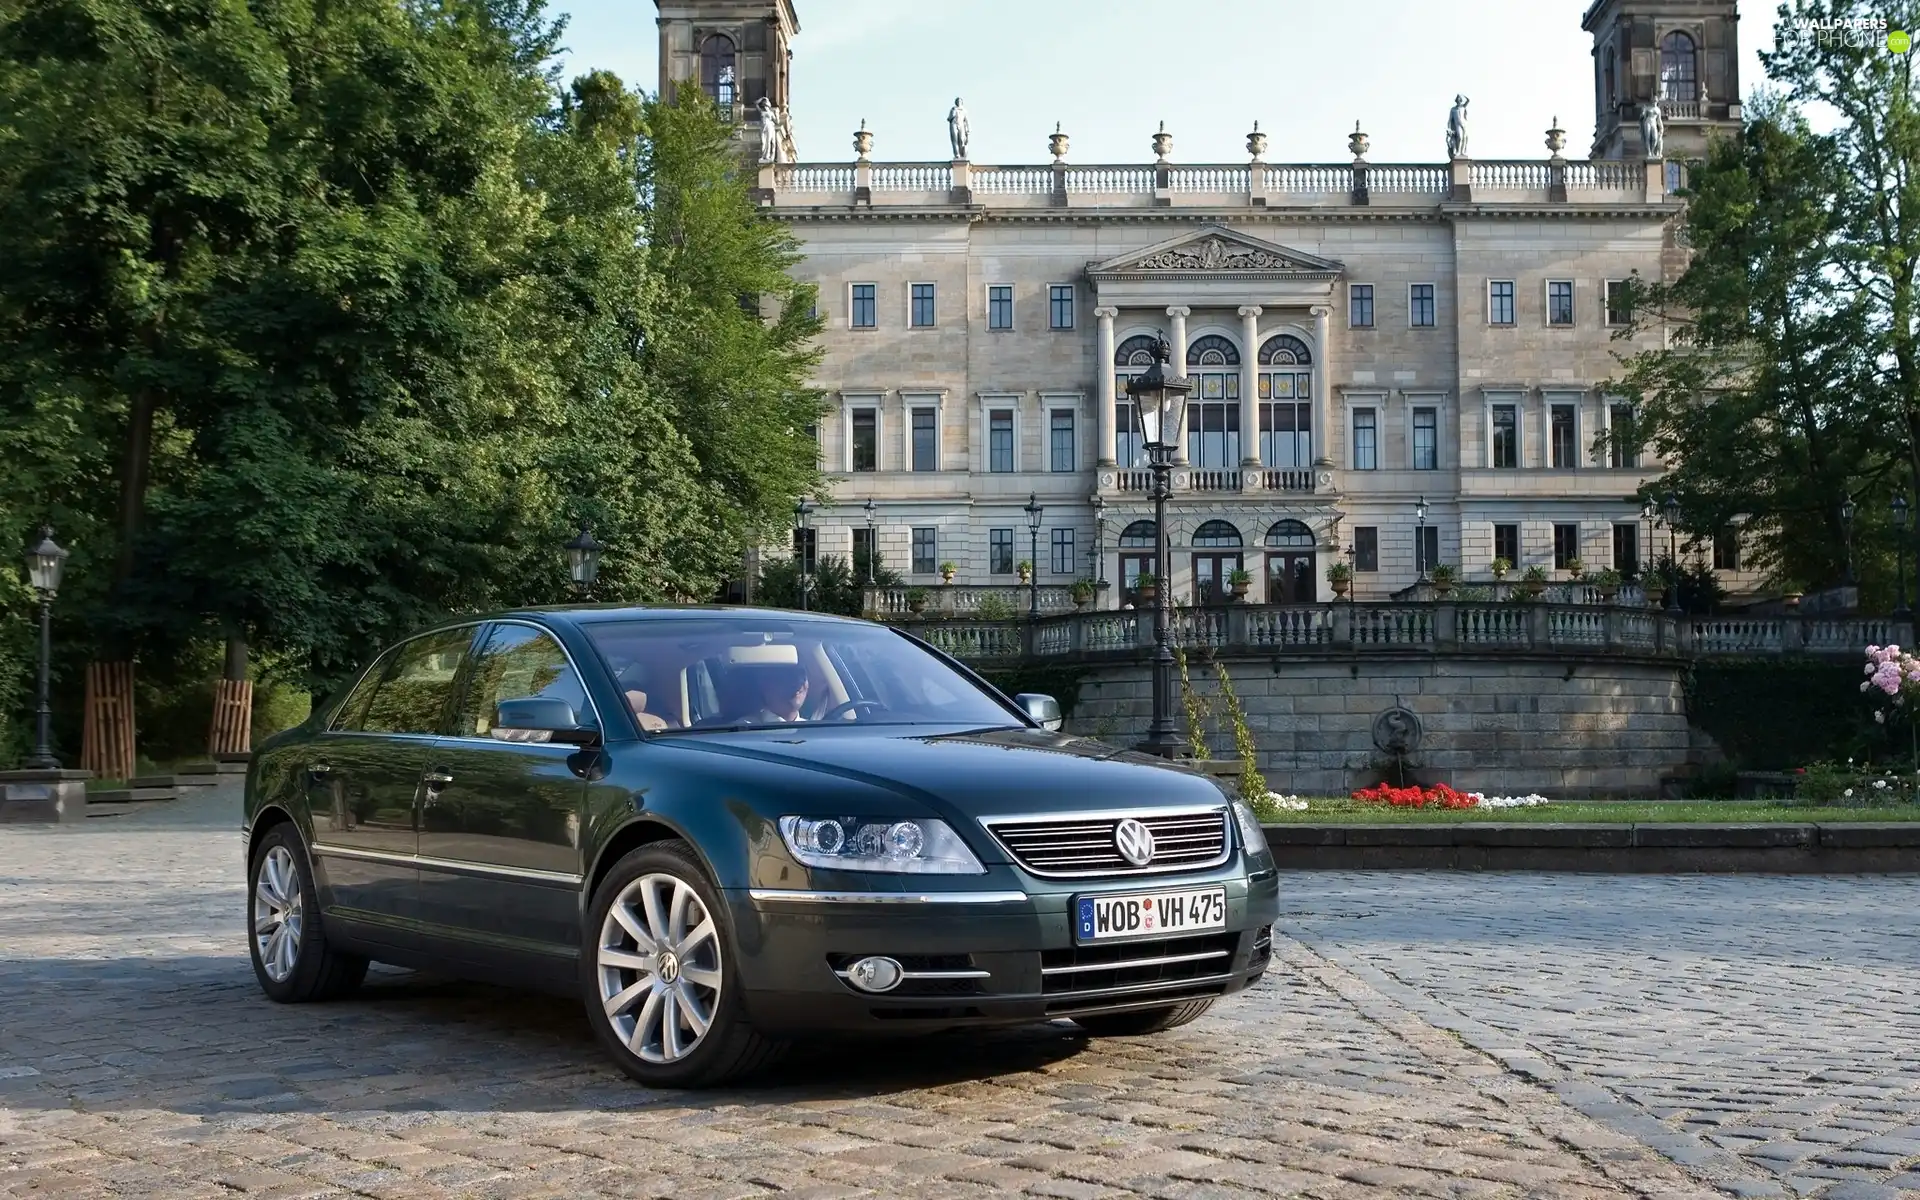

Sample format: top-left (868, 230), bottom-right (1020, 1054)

top-left (1412, 406), bottom-right (1438, 470)
top-left (1049, 409), bottom-right (1075, 472)
top-left (911, 527), bottom-right (937, 574)
top-left (1608, 402), bottom-right (1639, 468)
top-left (1354, 526), bottom-right (1379, 572)
top-left (1349, 284), bottom-right (1375, 329)
top-left (1417, 526), bottom-right (1440, 575)
top-left (851, 409), bottom-right (877, 472)
top-left (792, 527), bottom-right (817, 574)
top-left (987, 285), bottom-right (1012, 330)
top-left (1494, 523), bottom-right (1520, 568)
top-left (1050, 528), bottom-right (1074, 576)
top-left (910, 282), bottom-right (935, 328)
top-left (853, 527), bottom-right (874, 574)
top-left (1714, 528), bottom-right (1742, 572)
top-left (911, 407), bottom-right (937, 472)
top-left (988, 409), bottom-right (1014, 473)
top-left (1114, 401), bottom-right (1143, 467)
top-left (1049, 285), bottom-right (1074, 330)
top-left (1553, 523), bottom-right (1581, 570)
top-left (1550, 404), bottom-right (1576, 469)
top-left (851, 283), bottom-right (876, 329)
top-left (1548, 280), bottom-right (1574, 326)
top-left (1410, 283), bottom-right (1436, 328)
top-left (1491, 404), bottom-right (1518, 469)
top-left (1606, 279), bottom-right (1633, 326)
top-left (1352, 409), bottom-right (1378, 470)
top-left (1613, 523), bottom-right (1639, 575)
top-left (989, 528), bottom-right (1014, 574)
top-left (1488, 280), bottom-right (1516, 326)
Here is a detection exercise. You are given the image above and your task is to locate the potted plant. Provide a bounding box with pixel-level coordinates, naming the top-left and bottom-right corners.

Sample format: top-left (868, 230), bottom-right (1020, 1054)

top-left (1429, 563), bottom-right (1458, 595)
top-left (1490, 556), bottom-right (1511, 582)
top-left (905, 586), bottom-right (929, 614)
top-left (1135, 572), bottom-right (1158, 602)
top-left (1592, 566), bottom-right (1622, 602)
top-left (1565, 557), bottom-right (1584, 581)
top-left (1645, 576), bottom-right (1667, 607)
top-left (1326, 560), bottom-right (1353, 597)
top-left (938, 561), bottom-right (956, 585)
top-left (1070, 578), bottom-right (1096, 610)
top-left (1227, 566), bottom-right (1253, 600)
top-left (1521, 564), bottom-right (1549, 597)
top-left (1016, 560), bottom-right (1033, 584)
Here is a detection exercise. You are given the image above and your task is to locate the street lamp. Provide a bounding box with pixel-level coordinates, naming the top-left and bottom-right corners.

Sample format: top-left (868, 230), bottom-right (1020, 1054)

top-left (1024, 492), bottom-right (1045, 620)
top-left (23, 527), bottom-right (68, 770)
top-left (1640, 499), bottom-right (1657, 581)
top-left (793, 499), bottom-right (815, 611)
top-left (564, 524), bottom-right (604, 598)
top-left (1414, 496), bottom-right (1429, 582)
top-left (1092, 494), bottom-right (1108, 588)
top-left (1895, 494), bottom-right (1912, 620)
top-left (1661, 492), bottom-right (1682, 614)
top-left (863, 498), bottom-right (877, 585)
top-left (1841, 496), bottom-right (1857, 586)
top-left (1126, 336), bottom-right (1193, 759)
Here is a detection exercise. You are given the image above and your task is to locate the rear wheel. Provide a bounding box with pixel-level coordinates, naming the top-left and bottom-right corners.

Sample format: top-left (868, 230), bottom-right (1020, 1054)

top-left (582, 841), bottom-right (785, 1087)
top-left (248, 823), bottom-right (368, 1002)
top-left (1074, 998), bottom-right (1215, 1037)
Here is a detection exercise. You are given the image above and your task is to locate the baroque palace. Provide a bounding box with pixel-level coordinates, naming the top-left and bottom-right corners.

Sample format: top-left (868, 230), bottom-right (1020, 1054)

top-left (656, 0), bottom-right (1750, 611)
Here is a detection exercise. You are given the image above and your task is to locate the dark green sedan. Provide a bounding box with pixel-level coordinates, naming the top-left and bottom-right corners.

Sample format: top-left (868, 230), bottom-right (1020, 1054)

top-left (243, 607), bottom-right (1281, 1087)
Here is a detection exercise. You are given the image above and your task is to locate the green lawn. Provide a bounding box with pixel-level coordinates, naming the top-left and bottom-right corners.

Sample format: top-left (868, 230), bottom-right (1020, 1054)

top-left (1261, 800), bottom-right (1920, 824)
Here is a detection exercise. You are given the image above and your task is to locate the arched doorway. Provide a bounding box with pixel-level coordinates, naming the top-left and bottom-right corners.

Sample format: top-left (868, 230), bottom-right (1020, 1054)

top-left (1118, 519), bottom-right (1156, 605)
top-left (1265, 520), bottom-right (1317, 603)
top-left (1112, 335), bottom-right (1161, 467)
top-left (1185, 336), bottom-right (1242, 468)
top-left (1191, 520), bottom-right (1243, 606)
top-left (1257, 335), bottom-right (1313, 468)
top-left (700, 34), bottom-right (737, 111)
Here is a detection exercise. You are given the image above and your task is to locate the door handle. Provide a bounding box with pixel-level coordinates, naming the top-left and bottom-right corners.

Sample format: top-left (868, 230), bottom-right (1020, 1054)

top-left (423, 771), bottom-right (454, 786)
top-left (308, 763), bottom-right (334, 780)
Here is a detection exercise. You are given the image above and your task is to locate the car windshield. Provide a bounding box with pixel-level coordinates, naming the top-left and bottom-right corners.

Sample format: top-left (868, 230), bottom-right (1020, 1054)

top-left (582, 618), bottom-right (1025, 733)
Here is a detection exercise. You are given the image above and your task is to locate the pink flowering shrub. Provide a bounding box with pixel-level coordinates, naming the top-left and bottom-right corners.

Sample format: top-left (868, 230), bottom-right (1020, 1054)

top-left (1863, 644), bottom-right (1920, 724)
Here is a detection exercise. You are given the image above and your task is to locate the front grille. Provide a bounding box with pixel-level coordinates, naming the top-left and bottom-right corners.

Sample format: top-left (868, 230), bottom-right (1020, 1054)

top-left (1040, 932), bottom-right (1239, 1014)
top-left (983, 808), bottom-right (1231, 877)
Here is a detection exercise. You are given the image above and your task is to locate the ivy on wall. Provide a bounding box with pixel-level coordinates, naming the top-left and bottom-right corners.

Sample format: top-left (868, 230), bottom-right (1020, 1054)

top-left (1685, 658), bottom-right (1885, 769)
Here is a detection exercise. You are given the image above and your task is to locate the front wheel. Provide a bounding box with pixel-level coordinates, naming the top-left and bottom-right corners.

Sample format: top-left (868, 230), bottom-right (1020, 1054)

top-left (582, 841), bottom-right (785, 1087)
top-left (247, 823), bottom-right (368, 1002)
top-left (1074, 998), bottom-right (1215, 1037)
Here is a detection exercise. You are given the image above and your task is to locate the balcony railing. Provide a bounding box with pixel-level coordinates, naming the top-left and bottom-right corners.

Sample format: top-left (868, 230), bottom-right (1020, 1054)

top-left (881, 602), bottom-right (1909, 664)
top-left (1101, 467), bottom-right (1316, 495)
top-left (865, 583), bottom-right (1080, 619)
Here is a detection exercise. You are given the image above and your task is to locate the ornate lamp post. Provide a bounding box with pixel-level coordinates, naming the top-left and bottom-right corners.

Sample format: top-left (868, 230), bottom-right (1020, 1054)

top-left (793, 499), bottom-right (815, 611)
top-left (863, 498), bottom-right (877, 585)
top-left (1895, 495), bottom-right (1912, 620)
top-left (1127, 337), bottom-right (1193, 759)
top-left (1092, 494), bottom-right (1108, 588)
top-left (1841, 496), bottom-right (1857, 585)
top-left (1641, 499), bottom-right (1657, 581)
top-left (1661, 493), bottom-right (1682, 614)
top-left (1024, 492), bottom-right (1045, 620)
top-left (24, 528), bottom-right (69, 770)
top-left (564, 524), bottom-right (604, 599)
top-left (1414, 496), bottom-right (1429, 582)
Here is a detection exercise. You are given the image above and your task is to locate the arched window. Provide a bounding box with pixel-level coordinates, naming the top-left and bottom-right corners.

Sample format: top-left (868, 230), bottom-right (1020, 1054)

top-left (1192, 520), bottom-right (1243, 547)
top-left (700, 34), bottom-right (737, 110)
top-left (1257, 336), bottom-right (1313, 469)
top-left (1186, 335), bottom-right (1240, 367)
top-left (1179, 336), bottom-right (1241, 469)
top-left (1660, 31), bottom-right (1697, 103)
top-left (1118, 520), bottom-right (1157, 547)
top-left (1114, 336), bottom-right (1165, 468)
top-left (1265, 520), bottom-right (1315, 548)
top-left (1114, 334), bottom-right (1161, 367)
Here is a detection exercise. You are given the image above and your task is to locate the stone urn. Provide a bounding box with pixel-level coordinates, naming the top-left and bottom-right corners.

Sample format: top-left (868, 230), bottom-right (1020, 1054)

top-left (906, 591), bottom-right (927, 615)
top-left (1330, 577), bottom-right (1350, 598)
top-left (852, 120), bottom-right (873, 161)
top-left (1783, 591), bottom-right (1804, 609)
top-left (1348, 121), bottom-right (1370, 162)
top-left (1599, 585), bottom-right (1620, 603)
top-left (1151, 121), bottom-right (1173, 162)
top-left (1138, 581), bottom-right (1158, 604)
top-left (940, 565), bottom-right (956, 585)
top-left (1645, 584), bottom-right (1666, 608)
top-left (1230, 578), bottom-right (1251, 601)
top-left (1049, 123), bottom-right (1070, 162)
top-left (1247, 121), bottom-right (1268, 162)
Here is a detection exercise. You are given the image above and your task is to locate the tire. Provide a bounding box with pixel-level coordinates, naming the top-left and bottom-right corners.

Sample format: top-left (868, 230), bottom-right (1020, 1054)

top-left (581, 840), bottom-right (785, 1088)
top-left (1074, 998), bottom-right (1215, 1037)
top-left (248, 822), bottom-right (369, 1003)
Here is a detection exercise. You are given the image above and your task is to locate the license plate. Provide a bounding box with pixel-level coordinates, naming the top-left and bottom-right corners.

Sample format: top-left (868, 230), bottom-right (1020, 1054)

top-left (1075, 887), bottom-right (1227, 943)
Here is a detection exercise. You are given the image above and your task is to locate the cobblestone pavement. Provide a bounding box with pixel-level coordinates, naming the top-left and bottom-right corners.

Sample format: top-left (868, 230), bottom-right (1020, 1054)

top-left (0, 794), bottom-right (1904, 1198)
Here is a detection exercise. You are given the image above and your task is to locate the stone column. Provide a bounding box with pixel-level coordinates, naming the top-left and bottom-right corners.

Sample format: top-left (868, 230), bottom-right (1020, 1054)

top-left (1095, 306), bottom-right (1119, 467)
top-left (1311, 305), bottom-right (1333, 468)
top-left (1167, 306), bottom-right (1191, 465)
top-left (1237, 305), bottom-right (1263, 466)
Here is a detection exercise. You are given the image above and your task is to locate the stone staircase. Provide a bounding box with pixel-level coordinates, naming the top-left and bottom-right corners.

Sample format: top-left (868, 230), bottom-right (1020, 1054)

top-left (86, 757), bottom-right (248, 818)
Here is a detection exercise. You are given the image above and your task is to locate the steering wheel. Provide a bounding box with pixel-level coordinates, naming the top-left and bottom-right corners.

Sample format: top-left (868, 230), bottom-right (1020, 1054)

top-left (817, 699), bottom-right (886, 723)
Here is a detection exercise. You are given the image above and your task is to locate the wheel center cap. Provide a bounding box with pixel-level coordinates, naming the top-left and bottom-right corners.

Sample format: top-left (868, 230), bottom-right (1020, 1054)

top-left (656, 951), bottom-right (681, 984)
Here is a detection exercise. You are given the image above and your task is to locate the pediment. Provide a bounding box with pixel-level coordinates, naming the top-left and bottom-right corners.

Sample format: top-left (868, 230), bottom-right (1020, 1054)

top-left (1088, 226), bottom-right (1344, 277)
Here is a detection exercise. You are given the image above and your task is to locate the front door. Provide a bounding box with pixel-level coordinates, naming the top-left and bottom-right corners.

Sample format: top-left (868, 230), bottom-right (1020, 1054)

top-left (307, 625), bottom-right (480, 931)
top-left (1267, 553), bottom-right (1318, 603)
top-left (1192, 553), bottom-right (1243, 606)
top-left (417, 621), bottom-right (595, 958)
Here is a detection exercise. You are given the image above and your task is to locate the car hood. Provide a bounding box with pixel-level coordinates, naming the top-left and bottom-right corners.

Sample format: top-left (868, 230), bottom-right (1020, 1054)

top-left (648, 725), bottom-right (1228, 819)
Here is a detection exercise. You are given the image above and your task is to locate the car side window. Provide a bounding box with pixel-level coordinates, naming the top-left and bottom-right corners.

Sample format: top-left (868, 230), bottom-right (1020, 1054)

top-left (329, 655), bottom-right (393, 732)
top-left (456, 624), bottom-right (593, 742)
top-left (356, 627), bottom-right (478, 736)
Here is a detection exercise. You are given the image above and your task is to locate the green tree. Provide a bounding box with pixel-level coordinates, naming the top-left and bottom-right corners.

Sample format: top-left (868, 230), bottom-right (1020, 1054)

top-left (756, 552), bottom-right (901, 617)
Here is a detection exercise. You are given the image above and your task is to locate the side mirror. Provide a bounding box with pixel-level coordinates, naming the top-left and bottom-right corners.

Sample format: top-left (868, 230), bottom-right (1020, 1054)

top-left (495, 697), bottom-right (600, 745)
top-left (1015, 693), bottom-right (1064, 733)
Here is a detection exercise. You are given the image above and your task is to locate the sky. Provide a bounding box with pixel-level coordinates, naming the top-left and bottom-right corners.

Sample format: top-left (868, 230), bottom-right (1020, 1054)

top-left (546, 0), bottom-right (1794, 166)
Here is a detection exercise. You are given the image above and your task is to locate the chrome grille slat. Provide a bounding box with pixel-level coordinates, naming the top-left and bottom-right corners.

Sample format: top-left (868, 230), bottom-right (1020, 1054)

top-left (981, 807), bottom-right (1232, 878)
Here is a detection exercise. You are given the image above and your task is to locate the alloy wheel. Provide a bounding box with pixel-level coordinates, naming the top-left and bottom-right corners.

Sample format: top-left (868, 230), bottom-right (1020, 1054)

top-left (253, 845), bottom-right (304, 983)
top-left (597, 873), bottom-right (724, 1064)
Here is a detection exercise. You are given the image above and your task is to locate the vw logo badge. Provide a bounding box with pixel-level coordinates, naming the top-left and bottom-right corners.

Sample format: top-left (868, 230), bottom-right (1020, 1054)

top-left (1113, 818), bottom-right (1156, 867)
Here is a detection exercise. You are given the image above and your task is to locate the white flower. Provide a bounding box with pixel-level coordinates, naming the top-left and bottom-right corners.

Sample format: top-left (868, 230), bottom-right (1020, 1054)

top-left (1875, 779), bottom-right (1890, 789)
top-left (1844, 788), bottom-right (1855, 798)
top-left (1476, 793), bottom-right (1552, 809)
top-left (1876, 710), bottom-right (1887, 724)
top-left (1266, 793), bottom-right (1308, 811)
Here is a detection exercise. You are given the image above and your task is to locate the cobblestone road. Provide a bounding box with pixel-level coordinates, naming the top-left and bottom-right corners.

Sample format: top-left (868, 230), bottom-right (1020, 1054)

top-left (0, 790), bottom-right (1913, 1199)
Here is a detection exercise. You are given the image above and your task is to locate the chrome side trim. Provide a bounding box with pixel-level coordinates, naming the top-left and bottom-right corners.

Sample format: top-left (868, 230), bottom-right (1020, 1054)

top-left (832, 968), bottom-right (993, 981)
top-left (1041, 948), bottom-right (1230, 977)
top-left (746, 889), bottom-right (1030, 905)
top-left (311, 843), bottom-right (583, 887)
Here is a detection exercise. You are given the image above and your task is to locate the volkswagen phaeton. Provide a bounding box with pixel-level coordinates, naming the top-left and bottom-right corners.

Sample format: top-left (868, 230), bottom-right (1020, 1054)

top-left (243, 607), bottom-right (1281, 1087)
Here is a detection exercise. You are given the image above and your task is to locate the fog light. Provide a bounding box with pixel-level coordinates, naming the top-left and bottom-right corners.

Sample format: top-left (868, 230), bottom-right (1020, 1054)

top-left (845, 956), bottom-right (904, 993)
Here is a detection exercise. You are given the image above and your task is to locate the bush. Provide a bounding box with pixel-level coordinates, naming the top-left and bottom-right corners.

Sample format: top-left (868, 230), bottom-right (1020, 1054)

top-left (973, 592), bottom-right (1017, 620)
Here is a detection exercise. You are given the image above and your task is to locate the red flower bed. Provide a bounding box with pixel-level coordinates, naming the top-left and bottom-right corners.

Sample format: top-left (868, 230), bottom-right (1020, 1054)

top-left (1351, 782), bottom-right (1478, 809)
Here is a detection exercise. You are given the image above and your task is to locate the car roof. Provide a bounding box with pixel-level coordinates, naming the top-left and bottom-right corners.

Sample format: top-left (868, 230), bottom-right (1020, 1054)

top-left (485, 604), bottom-right (877, 630)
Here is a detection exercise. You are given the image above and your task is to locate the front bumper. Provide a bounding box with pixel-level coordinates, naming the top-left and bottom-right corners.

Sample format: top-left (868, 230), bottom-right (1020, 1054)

top-left (724, 867), bottom-right (1281, 1032)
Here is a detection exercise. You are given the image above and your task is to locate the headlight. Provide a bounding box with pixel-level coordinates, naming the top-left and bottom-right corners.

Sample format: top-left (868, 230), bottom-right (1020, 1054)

top-left (1230, 800), bottom-right (1269, 856)
top-left (778, 816), bottom-right (986, 874)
